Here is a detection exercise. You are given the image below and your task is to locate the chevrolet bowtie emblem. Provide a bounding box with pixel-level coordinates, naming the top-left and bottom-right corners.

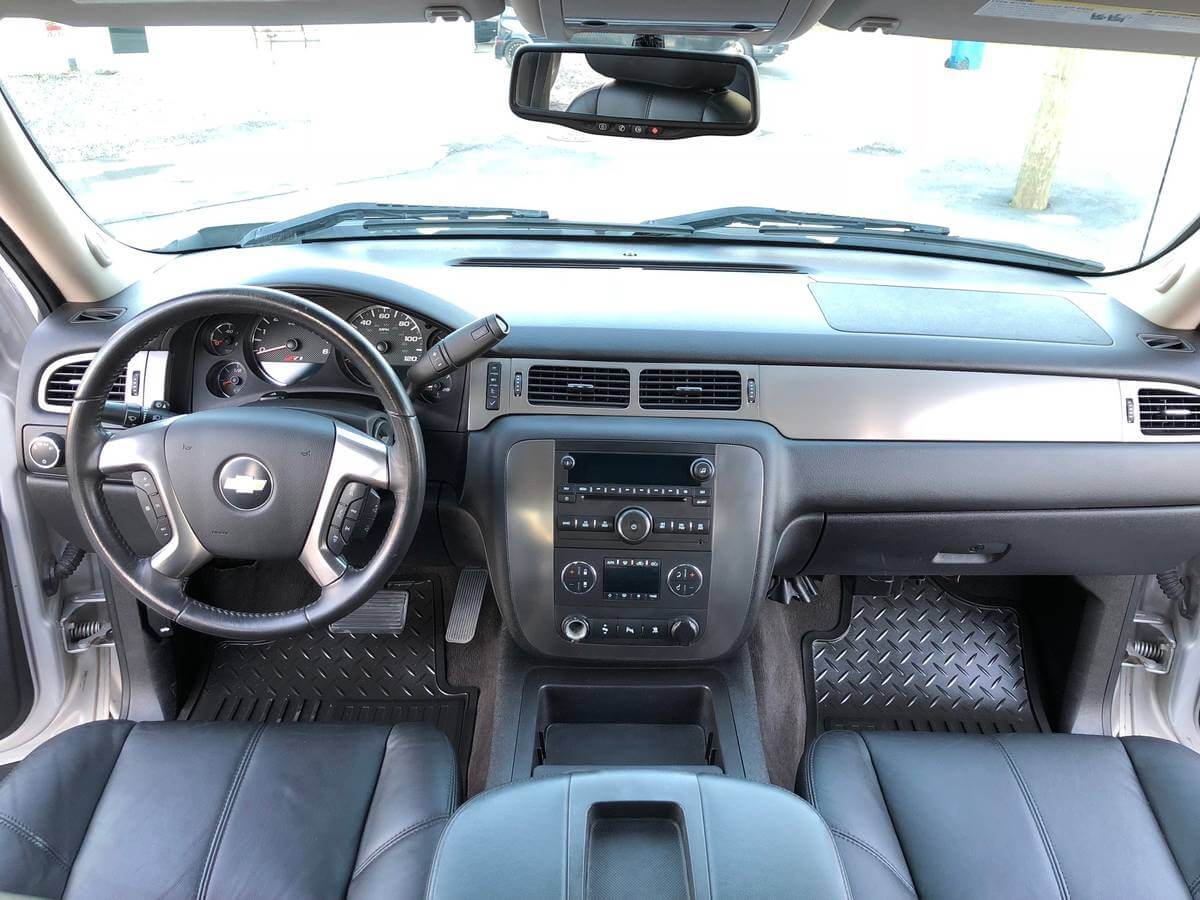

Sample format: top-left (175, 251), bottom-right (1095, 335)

top-left (222, 475), bottom-right (268, 494)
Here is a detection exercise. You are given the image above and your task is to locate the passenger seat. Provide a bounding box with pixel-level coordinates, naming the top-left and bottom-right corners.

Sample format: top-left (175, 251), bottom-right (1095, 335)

top-left (801, 731), bottom-right (1200, 899)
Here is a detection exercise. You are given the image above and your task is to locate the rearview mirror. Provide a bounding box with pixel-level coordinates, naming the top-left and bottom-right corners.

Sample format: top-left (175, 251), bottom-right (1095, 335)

top-left (509, 44), bottom-right (758, 140)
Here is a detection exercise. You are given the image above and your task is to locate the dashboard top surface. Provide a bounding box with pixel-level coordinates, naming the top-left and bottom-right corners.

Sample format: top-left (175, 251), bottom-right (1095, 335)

top-left (55, 236), bottom-right (1192, 388)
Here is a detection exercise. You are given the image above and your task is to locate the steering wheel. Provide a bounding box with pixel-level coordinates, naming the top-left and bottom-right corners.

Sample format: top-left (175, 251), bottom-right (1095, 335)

top-left (65, 287), bottom-right (426, 640)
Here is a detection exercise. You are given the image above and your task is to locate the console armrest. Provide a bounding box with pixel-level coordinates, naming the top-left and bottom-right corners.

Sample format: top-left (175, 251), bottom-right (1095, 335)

top-left (427, 769), bottom-right (849, 898)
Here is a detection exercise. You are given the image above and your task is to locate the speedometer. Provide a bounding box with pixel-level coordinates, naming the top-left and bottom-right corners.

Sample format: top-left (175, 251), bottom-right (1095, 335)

top-left (351, 306), bottom-right (426, 365)
top-left (249, 316), bottom-right (331, 386)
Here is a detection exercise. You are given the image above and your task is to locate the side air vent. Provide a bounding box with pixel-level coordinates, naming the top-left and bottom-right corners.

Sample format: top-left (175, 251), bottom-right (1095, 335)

top-left (69, 307), bottom-right (125, 324)
top-left (42, 357), bottom-right (126, 410)
top-left (640, 369), bottom-right (742, 410)
top-left (1138, 389), bottom-right (1200, 435)
top-left (527, 365), bottom-right (630, 408)
top-left (1139, 333), bottom-right (1195, 352)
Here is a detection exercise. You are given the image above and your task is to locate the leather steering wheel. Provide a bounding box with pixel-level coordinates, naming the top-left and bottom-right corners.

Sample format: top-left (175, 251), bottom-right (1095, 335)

top-left (66, 287), bottom-right (426, 640)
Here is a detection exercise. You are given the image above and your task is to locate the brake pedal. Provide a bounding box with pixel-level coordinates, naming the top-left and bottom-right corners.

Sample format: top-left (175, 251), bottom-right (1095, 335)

top-left (446, 568), bottom-right (488, 644)
top-left (329, 588), bottom-right (409, 635)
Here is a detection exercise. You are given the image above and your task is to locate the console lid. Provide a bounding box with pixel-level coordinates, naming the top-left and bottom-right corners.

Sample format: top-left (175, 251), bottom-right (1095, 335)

top-left (427, 769), bottom-right (849, 898)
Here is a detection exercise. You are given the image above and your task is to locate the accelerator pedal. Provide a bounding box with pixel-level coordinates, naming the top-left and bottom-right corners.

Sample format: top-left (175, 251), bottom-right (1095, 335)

top-left (446, 568), bottom-right (488, 644)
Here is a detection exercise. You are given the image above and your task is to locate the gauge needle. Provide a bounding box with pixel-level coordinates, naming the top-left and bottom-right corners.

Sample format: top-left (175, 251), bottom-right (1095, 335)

top-left (255, 344), bottom-right (289, 354)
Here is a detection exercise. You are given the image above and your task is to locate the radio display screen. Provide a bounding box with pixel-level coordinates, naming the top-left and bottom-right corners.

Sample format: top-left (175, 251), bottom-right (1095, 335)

top-left (566, 452), bottom-right (694, 486)
top-left (603, 559), bottom-right (661, 595)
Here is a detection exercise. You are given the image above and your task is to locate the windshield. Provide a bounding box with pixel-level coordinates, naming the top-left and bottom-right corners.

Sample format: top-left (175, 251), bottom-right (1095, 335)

top-left (0, 16), bottom-right (1197, 270)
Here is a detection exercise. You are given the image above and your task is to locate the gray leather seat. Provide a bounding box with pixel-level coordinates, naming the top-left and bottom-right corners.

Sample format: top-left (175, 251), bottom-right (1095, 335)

top-left (801, 730), bottom-right (1200, 899)
top-left (0, 720), bottom-right (457, 899)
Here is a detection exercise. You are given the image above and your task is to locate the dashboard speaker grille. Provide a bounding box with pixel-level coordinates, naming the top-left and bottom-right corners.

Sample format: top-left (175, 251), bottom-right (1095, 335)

top-left (640, 369), bottom-right (742, 410)
top-left (527, 365), bottom-right (630, 408)
top-left (1138, 388), bottom-right (1200, 435)
top-left (43, 359), bottom-right (126, 408)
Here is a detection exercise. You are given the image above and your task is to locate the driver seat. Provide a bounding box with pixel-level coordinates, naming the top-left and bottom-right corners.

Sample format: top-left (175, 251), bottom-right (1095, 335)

top-left (0, 720), bottom-right (457, 899)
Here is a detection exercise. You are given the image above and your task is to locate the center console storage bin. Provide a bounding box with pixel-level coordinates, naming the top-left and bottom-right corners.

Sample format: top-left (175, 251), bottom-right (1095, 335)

top-left (514, 669), bottom-right (745, 779)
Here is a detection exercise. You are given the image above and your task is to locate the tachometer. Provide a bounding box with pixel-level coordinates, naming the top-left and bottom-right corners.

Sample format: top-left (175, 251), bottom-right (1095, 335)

top-left (249, 316), bottom-right (331, 386)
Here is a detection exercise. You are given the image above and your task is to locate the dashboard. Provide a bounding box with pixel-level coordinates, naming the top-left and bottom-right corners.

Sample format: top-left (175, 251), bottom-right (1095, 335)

top-left (15, 236), bottom-right (1200, 662)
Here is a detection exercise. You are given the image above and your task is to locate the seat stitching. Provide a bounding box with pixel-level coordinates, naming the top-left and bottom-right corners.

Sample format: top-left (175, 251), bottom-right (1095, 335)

top-left (991, 737), bottom-right (1070, 900)
top-left (1120, 738), bottom-right (1196, 895)
top-left (827, 827), bottom-right (916, 895)
top-left (0, 815), bottom-right (71, 870)
top-left (195, 724), bottom-right (265, 900)
top-left (350, 815), bottom-right (450, 879)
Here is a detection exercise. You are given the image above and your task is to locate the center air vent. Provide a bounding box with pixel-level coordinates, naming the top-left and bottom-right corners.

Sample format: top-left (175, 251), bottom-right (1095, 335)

top-left (527, 365), bottom-right (630, 408)
top-left (1138, 388), bottom-right (1200, 435)
top-left (640, 369), bottom-right (742, 410)
top-left (42, 357), bottom-right (126, 410)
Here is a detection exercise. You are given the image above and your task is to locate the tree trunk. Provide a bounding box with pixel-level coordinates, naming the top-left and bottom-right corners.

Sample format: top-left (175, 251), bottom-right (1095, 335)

top-left (1011, 48), bottom-right (1082, 211)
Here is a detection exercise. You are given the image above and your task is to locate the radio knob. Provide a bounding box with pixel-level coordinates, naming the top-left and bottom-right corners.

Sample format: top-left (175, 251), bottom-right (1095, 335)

top-left (615, 507), bottom-right (652, 544)
top-left (669, 616), bottom-right (700, 645)
top-left (560, 454), bottom-right (576, 470)
top-left (690, 457), bottom-right (714, 483)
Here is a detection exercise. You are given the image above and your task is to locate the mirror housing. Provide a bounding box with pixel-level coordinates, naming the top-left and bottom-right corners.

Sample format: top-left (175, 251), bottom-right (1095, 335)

top-left (509, 44), bottom-right (759, 140)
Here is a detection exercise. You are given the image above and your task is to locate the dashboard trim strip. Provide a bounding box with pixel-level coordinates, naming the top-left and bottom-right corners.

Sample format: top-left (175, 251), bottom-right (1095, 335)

top-left (469, 358), bottom-right (1200, 443)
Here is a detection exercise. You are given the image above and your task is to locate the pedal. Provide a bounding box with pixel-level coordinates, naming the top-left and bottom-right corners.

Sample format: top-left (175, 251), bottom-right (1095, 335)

top-left (329, 588), bottom-right (409, 635)
top-left (446, 568), bottom-right (488, 644)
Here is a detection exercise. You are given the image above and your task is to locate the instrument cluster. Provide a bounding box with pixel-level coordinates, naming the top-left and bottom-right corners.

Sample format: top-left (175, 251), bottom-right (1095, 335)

top-left (195, 302), bottom-right (446, 399)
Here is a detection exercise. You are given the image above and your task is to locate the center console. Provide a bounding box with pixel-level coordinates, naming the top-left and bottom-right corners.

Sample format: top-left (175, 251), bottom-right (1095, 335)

top-left (553, 446), bottom-right (715, 647)
top-left (503, 438), bottom-right (765, 662)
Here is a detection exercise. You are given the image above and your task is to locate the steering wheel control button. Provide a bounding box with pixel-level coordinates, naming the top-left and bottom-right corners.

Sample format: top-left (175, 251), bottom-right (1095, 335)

top-left (217, 456), bottom-right (273, 511)
top-left (561, 561), bottom-right (597, 595)
top-left (615, 507), bottom-right (653, 544)
top-left (667, 564), bottom-right (703, 598)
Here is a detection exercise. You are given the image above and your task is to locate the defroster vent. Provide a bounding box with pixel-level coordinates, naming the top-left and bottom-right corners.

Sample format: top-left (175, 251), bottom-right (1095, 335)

top-left (1138, 388), bottom-right (1200, 435)
top-left (526, 365), bottom-right (630, 408)
top-left (640, 369), bottom-right (742, 410)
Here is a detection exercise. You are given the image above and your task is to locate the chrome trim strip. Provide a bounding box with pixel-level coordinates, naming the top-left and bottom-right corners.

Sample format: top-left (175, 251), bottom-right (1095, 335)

top-left (470, 359), bottom-right (1200, 443)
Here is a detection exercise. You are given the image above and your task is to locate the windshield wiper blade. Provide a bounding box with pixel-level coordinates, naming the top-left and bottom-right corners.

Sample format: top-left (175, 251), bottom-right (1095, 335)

top-left (646, 206), bottom-right (951, 235)
top-left (239, 202), bottom-right (551, 248)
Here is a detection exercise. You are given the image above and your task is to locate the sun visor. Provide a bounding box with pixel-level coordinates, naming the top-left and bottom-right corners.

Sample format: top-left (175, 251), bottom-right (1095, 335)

top-left (822, 0), bottom-right (1200, 54)
top-left (0, 0), bottom-right (503, 26)
top-left (510, 0), bottom-right (834, 43)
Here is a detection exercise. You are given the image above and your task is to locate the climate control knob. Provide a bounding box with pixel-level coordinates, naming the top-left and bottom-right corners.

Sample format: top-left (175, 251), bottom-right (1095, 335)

top-left (670, 616), bottom-right (700, 645)
top-left (562, 615), bottom-right (590, 642)
top-left (615, 507), bottom-right (653, 544)
top-left (560, 561), bottom-right (597, 595)
top-left (667, 564), bottom-right (703, 598)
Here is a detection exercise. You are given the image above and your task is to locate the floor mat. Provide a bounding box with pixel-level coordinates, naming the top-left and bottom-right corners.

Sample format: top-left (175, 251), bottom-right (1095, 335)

top-left (180, 579), bottom-right (476, 784)
top-left (809, 577), bottom-right (1045, 735)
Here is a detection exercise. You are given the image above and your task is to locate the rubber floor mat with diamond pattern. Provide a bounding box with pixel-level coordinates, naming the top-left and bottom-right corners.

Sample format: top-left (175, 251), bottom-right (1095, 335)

top-left (181, 579), bottom-right (474, 773)
top-left (810, 578), bottom-right (1045, 735)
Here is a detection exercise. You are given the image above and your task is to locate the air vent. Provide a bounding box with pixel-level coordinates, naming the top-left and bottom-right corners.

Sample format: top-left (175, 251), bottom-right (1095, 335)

top-left (527, 365), bottom-right (630, 408)
top-left (1139, 333), bottom-right (1194, 352)
top-left (69, 307), bottom-right (125, 324)
top-left (640, 369), bottom-right (742, 410)
top-left (453, 258), bottom-right (802, 274)
top-left (1138, 389), bottom-right (1200, 435)
top-left (42, 358), bottom-right (126, 410)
